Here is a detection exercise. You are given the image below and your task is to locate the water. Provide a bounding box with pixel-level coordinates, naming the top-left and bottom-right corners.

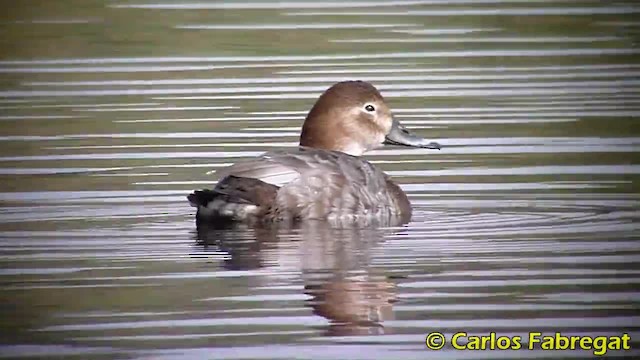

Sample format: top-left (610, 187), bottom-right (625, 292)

top-left (1, 1), bottom-right (639, 359)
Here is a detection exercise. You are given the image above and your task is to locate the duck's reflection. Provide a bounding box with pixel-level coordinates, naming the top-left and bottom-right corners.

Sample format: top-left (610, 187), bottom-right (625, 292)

top-left (302, 224), bottom-right (397, 336)
top-left (194, 221), bottom-right (400, 335)
top-left (194, 222), bottom-right (280, 270)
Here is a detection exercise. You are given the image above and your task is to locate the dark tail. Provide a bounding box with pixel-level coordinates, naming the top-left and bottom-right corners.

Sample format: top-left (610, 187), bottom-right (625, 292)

top-left (188, 175), bottom-right (279, 222)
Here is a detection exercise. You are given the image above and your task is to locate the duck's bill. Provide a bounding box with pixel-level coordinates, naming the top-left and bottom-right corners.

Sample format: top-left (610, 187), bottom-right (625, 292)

top-left (384, 119), bottom-right (441, 150)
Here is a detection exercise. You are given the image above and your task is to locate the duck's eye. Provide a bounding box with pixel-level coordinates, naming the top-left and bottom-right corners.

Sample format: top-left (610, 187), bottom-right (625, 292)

top-left (364, 104), bottom-right (375, 112)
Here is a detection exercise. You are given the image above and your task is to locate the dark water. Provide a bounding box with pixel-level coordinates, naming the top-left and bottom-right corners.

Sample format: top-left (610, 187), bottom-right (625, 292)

top-left (1, 1), bottom-right (639, 359)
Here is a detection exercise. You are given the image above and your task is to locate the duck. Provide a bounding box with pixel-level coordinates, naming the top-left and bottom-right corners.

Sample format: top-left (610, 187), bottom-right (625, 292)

top-left (188, 80), bottom-right (440, 227)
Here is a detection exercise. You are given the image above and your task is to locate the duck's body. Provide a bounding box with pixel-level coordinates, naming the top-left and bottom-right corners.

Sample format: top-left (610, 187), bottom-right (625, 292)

top-left (188, 81), bottom-right (440, 226)
top-left (189, 146), bottom-right (411, 226)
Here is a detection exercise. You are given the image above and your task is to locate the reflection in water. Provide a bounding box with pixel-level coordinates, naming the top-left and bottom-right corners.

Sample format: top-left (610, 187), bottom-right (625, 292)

top-left (195, 222), bottom-right (281, 270)
top-left (195, 221), bottom-right (399, 336)
top-left (301, 226), bottom-right (397, 336)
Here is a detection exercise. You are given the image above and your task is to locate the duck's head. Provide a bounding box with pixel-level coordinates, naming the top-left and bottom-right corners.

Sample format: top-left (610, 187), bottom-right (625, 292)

top-left (300, 80), bottom-right (441, 156)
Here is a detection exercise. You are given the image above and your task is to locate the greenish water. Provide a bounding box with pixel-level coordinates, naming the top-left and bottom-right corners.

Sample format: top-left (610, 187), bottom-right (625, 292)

top-left (1, 1), bottom-right (639, 359)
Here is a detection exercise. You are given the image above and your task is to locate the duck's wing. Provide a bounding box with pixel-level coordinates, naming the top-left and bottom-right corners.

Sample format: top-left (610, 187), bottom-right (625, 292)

top-left (212, 147), bottom-right (384, 190)
top-left (211, 148), bottom-right (315, 187)
top-left (212, 160), bottom-right (298, 187)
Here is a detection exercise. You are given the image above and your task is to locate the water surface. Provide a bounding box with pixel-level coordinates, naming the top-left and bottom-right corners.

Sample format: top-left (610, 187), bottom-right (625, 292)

top-left (1, 1), bottom-right (639, 359)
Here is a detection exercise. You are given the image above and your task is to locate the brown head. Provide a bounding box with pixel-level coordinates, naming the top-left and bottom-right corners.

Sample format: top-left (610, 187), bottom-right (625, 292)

top-left (300, 81), bottom-right (440, 156)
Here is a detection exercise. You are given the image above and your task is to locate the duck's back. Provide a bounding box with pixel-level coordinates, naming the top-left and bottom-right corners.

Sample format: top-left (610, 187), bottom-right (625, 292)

top-left (188, 147), bottom-right (411, 226)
